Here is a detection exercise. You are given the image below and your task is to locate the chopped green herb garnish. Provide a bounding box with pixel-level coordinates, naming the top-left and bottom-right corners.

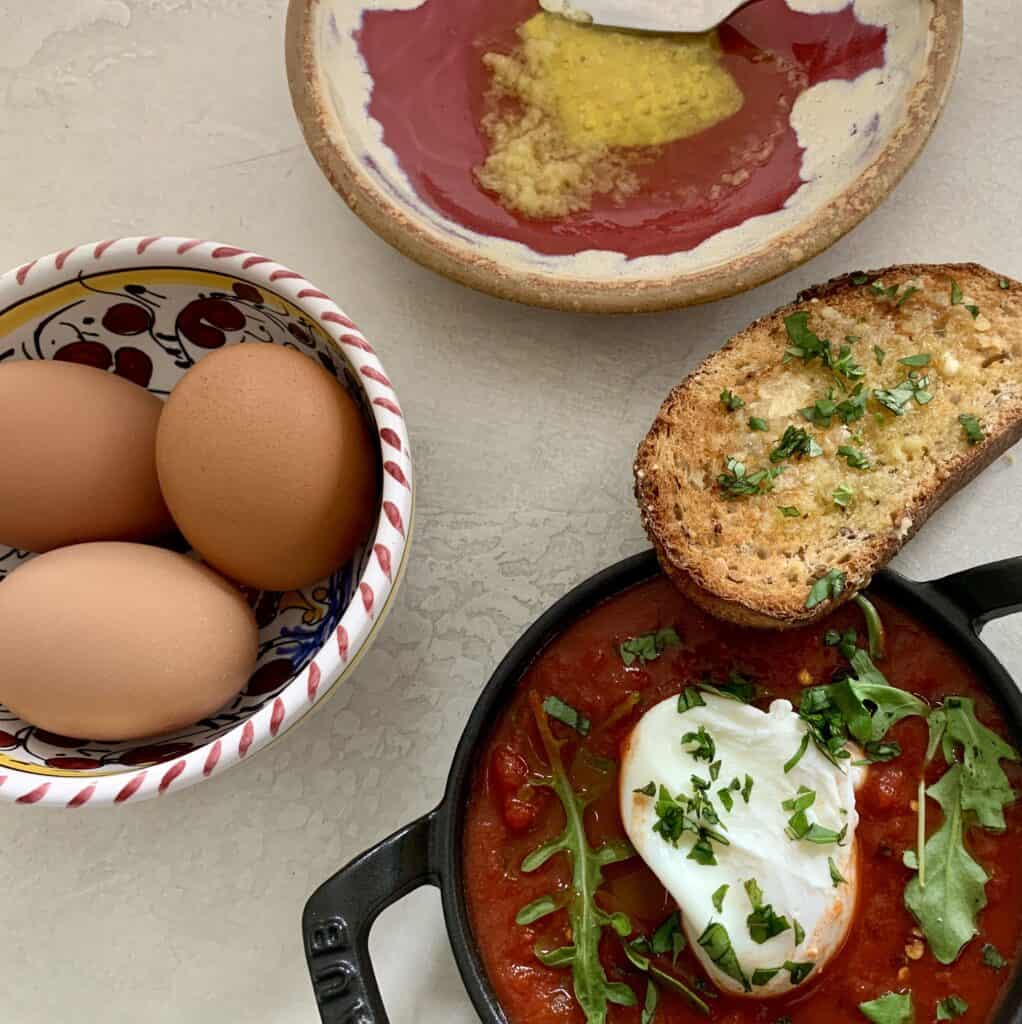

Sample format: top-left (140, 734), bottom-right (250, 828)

top-left (619, 627), bottom-right (681, 666)
top-left (896, 286), bottom-right (920, 308)
top-left (748, 416), bottom-right (769, 431)
top-left (829, 856), bottom-right (847, 886)
top-left (846, 334), bottom-right (861, 343)
top-left (874, 345), bottom-right (886, 365)
top-left (652, 785), bottom-right (730, 866)
top-left (718, 456), bottom-right (782, 499)
top-left (936, 995), bottom-right (969, 1020)
top-left (710, 760), bottom-right (722, 782)
top-left (721, 388), bottom-right (746, 412)
top-left (698, 670), bottom-right (757, 704)
top-left (825, 627), bottom-right (858, 658)
top-left (793, 919), bottom-right (805, 945)
top-left (784, 734), bottom-right (811, 774)
top-left (712, 884), bottom-right (729, 913)
top-left (784, 961), bottom-right (816, 985)
top-left (858, 992), bottom-right (913, 1024)
top-left (782, 786), bottom-right (816, 813)
top-left (779, 506), bottom-right (802, 518)
top-left (874, 371), bottom-right (933, 415)
top-left (959, 413), bottom-right (985, 445)
top-left (651, 911), bottom-right (686, 964)
top-left (678, 687), bottom-right (707, 713)
top-left (801, 394), bottom-right (838, 427)
top-left (718, 788), bottom-right (735, 812)
top-left (783, 311), bottom-right (865, 385)
top-left (542, 696), bottom-right (591, 736)
top-left (837, 444), bottom-right (871, 470)
top-left (982, 944), bottom-right (1006, 970)
top-left (697, 921), bottom-right (750, 992)
top-left (898, 353), bottom-right (931, 367)
top-left (751, 967), bottom-right (782, 986)
top-left (683, 726), bottom-right (716, 763)
top-left (786, 803), bottom-right (847, 846)
top-left (805, 569), bottom-right (846, 610)
top-left (951, 280), bottom-right (964, 305)
top-left (851, 272), bottom-right (870, 286)
top-left (771, 426), bottom-right (823, 463)
top-left (745, 879), bottom-right (791, 944)
top-left (742, 774), bottom-right (754, 803)
top-left (833, 484), bottom-right (855, 509)
top-left (999, 278), bottom-right (1010, 290)
top-left (635, 781), bottom-right (657, 797)
top-left (858, 740), bottom-right (902, 764)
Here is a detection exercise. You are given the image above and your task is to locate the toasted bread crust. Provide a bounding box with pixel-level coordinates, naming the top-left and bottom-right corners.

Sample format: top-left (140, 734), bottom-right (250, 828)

top-left (636, 263), bottom-right (1022, 629)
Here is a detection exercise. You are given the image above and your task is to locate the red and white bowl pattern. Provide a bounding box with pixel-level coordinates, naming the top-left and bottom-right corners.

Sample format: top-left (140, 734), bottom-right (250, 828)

top-left (0, 236), bottom-right (413, 807)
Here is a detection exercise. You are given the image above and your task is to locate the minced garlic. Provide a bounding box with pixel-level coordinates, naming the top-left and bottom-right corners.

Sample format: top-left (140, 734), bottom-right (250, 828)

top-left (475, 14), bottom-right (743, 219)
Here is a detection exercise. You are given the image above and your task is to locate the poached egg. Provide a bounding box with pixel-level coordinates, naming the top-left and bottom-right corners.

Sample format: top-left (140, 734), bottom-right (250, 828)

top-left (620, 691), bottom-right (865, 996)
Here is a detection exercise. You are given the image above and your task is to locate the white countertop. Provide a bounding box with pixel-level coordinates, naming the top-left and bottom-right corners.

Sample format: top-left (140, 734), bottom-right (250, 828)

top-left (1, 2), bottom-right (1020, 1021)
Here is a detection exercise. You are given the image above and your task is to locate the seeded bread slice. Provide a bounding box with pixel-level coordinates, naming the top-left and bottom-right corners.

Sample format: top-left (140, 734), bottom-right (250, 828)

top-left (635, 263), bottom-right (1022, 629)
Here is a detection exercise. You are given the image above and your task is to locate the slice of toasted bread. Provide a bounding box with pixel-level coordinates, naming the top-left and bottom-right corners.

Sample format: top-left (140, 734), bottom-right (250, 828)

top-left (635, 263), bottom-right (1022, 629)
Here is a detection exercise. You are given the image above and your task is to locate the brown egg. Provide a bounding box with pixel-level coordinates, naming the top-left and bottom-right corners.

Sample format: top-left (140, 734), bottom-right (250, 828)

top-left (0, 543), bottom-right (258, 740)
top-left (0, 361), bottom-right (174, 552)
top-left (156, 343), bottom-right (379, 591)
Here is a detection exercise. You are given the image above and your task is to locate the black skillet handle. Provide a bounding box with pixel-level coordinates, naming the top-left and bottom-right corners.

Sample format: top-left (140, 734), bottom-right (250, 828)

top-left (925, 557), bottom-right (1022, 633)
top-left (303, 810), bottom-right (439, 1024)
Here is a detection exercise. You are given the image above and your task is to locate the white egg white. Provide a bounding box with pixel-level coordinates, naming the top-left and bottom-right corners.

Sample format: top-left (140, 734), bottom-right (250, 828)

top-left (619, 692), bottom-right (866, 996)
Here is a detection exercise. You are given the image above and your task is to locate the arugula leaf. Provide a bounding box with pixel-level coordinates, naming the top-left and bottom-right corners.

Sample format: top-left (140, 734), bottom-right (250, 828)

top-left (516, 895), bottom-right (561, 925)
top-left (806, 569), bottom-right (846, 610)
top-left (620, 627), bottom-right (681, 666)
top-left (543, 696), bottom-right (591, 736)
top-left (941, 697), bottom-right (1019, 830)
top-left (520, 694), bottom-right (638, 1023)
top-left (648, 965), bottom-right (709, 1016)
top-left (744, 879), bottom-right (791, 943)
top-left (748, 416), bottom-right (769, 431)
top-left (712, 884), bottom-right (729, 913)
top-left (677, 688), bottom-right (707, 713)
top-left (651, 911), bottom-right (686, 964)
top-left (905, 764), bottom-right (989, 964)
top-left (959, 413), bottom-right (985, 445)
top-left (982, 944), bottom-right (1006, 969)
top-left (858, 991), bottom-right (913, 1024)
top-left (718, 456), bottom-right (782, 499)
top-left (853, 593), bottom-right (887, 660)
top-left (641, 980), bottom-right (657, 1024)
top-left (937, 995), bottom-right (968, 1020)
top-left (698, 921), bottom-right (750, 992)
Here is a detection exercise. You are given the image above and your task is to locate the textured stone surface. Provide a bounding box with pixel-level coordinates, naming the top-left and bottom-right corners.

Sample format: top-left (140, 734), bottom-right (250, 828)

top-left (0, 2), bottom-right (1020, 1021)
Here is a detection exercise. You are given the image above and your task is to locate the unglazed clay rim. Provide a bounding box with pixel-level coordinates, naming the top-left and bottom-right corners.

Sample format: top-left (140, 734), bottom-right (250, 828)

top-left (285, 0), bottom-right (963, 314)
top-left (0, 236), bottom-right (414, 807)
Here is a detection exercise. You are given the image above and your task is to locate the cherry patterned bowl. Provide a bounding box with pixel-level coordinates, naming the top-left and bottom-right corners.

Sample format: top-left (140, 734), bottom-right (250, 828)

top-left (0, 236), bottom-right (413, 808)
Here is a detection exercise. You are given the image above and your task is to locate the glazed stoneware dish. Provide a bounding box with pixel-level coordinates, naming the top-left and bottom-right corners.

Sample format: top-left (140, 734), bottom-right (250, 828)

top-left (304, 551), bottom-right (1022, 1024)
top-left (287, 0), bottom-right (962, 312)
top-left (0, 237), bottom-right (413, 807)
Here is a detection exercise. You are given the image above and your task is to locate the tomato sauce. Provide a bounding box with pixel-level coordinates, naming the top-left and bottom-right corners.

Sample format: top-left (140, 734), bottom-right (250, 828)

top-left (463, 577), bottom-right (1022, 1023)
top-left (357, 0), bottom-right (886, 259)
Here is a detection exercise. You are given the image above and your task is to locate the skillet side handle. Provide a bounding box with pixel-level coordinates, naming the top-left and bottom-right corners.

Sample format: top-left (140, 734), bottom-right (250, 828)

top-left (926, 557), bottom-right (1022, 633)
top-left (303, 811), bottom-right (439, 1024)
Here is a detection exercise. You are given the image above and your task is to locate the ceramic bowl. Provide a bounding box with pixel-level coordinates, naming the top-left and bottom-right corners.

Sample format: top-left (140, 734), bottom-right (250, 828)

top-left (286, 0), bottom-right (962, 313)
top-left (0, 236), bottom-right (413, 807)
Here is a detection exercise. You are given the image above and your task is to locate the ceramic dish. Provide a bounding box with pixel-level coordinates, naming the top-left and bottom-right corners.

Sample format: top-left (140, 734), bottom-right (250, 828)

top-left (286, 0), bottom-right (962, 313)
top-left (303, 550), bottom-right (1022, 1024)
top-left (0, 236), bottom-right (413, 807)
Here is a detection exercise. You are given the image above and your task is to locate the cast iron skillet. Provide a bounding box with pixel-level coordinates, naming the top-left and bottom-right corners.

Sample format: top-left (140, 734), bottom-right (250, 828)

top-left (302, 551), bottom-right (1022, 1024)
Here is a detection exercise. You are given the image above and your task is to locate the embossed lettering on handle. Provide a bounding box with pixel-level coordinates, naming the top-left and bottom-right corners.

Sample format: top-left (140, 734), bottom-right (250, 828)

top-left (303, 812), bottom-right (438, 1024)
